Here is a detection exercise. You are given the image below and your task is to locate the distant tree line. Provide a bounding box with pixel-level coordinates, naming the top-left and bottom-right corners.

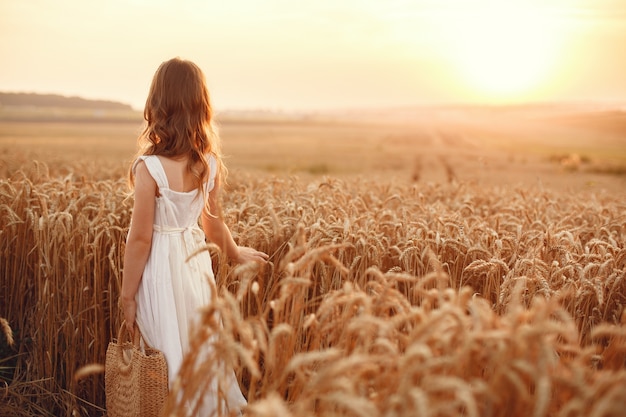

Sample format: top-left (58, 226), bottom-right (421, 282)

top-left (0, 92), bottom-right (133, 110)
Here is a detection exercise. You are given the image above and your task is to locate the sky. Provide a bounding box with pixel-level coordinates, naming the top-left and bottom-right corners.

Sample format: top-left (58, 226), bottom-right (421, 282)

top-left (1, 0), bottom-right (626, 112)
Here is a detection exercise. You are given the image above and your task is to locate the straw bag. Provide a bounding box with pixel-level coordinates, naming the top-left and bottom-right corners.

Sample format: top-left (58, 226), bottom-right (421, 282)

top-left (105, 322), bottom-right (169, 417)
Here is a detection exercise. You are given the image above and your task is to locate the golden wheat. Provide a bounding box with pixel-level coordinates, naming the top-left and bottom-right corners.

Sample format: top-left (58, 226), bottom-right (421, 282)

top-left (1, 161), bottom-right (625, 416)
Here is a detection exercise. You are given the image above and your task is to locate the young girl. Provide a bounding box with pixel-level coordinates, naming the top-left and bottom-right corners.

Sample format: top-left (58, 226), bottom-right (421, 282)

top-left (121, 57), bottom-right (268, 414)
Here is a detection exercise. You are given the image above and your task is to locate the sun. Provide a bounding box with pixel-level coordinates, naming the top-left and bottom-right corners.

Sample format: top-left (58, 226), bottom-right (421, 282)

top-left (435, 2), bottom-right (567, 102)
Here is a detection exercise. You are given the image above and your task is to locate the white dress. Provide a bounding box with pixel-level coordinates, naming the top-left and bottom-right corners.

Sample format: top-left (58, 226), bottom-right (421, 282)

top-left (130, 155), bottom-right (246, 415)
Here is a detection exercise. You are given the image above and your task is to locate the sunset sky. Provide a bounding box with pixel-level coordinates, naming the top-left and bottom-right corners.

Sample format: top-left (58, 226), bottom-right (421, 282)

top-left (1, 0), bottom-right (626, 111)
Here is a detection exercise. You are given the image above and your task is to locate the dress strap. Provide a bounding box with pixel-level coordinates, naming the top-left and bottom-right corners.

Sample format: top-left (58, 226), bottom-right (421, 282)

top-left (132, 155), bottom-right (169, 190)
top-left (206, 154), bottom-right (217, 193)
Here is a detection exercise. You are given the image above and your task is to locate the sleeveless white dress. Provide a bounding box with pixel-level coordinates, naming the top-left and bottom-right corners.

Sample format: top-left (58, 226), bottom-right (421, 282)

top-left (130, 155), bottom-right (246, 415)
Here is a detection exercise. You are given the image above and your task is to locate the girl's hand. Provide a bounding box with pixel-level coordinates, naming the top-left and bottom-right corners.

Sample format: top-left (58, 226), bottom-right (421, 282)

top-left (121, 297), bottom-right (137, 338)
top-left (236, 246), bottom-right (269, 265)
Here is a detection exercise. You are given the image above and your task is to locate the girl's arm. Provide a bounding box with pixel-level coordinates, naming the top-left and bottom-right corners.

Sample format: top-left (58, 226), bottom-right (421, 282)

top-left (121, 161), bottom-right (157, 335)
top-left (201, 175), bottom-right (268, 264)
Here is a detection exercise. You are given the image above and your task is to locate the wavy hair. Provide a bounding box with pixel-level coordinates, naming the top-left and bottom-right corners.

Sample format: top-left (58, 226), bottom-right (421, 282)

top-left (129, 57), bottom-right (225, 195)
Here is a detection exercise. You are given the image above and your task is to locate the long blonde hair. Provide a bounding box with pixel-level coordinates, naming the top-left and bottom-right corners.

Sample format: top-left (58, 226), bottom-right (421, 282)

top-left (129, 57), bottom-right (226, 192)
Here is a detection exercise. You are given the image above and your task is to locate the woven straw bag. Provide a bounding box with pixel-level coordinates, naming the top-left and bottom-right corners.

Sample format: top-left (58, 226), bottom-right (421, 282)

top-left (105, 322), bottom-right (169, 417)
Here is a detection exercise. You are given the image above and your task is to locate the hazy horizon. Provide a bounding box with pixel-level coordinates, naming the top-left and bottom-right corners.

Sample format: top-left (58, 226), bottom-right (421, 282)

top-left (2, 0), bottom-right (626, 112)
top-left (4, 90), bottom-right (626, 116)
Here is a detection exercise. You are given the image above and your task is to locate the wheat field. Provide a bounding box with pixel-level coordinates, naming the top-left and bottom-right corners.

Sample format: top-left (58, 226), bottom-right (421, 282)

top-left (1, 111), bottom-right (626, 416)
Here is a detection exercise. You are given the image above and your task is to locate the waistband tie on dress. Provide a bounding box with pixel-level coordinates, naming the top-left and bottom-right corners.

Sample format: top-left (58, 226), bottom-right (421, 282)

top-left (153, 225), bottom-right (205, 246)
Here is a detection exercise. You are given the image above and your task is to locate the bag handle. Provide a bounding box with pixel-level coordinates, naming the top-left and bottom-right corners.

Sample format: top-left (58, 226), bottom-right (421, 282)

top-left (118, 320), bottom-right (142, 347)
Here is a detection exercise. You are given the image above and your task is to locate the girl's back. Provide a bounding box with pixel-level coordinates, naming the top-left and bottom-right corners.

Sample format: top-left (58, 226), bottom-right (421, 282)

top-left (155, 156), bottom-right (203, 194)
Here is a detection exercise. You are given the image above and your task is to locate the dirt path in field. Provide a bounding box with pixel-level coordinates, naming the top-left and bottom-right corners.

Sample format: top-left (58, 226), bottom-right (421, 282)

top-left (372, 108), bottom-right (626, 195)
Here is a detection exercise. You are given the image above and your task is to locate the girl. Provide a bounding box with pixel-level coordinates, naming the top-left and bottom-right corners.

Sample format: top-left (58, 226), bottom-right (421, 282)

top-left (121, 57), bottom-right (268, 414)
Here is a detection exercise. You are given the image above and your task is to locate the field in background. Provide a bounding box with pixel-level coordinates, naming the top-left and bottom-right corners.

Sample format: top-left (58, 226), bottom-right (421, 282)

top-left (1, 103), bottom-right (626, 190)
top-left (1, 104), bottom-right (625, 416)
